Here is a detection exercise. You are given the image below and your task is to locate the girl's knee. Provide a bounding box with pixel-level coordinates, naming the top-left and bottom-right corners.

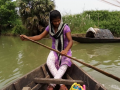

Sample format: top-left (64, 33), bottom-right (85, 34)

top-left (59, 64), bottom-right (68, 71)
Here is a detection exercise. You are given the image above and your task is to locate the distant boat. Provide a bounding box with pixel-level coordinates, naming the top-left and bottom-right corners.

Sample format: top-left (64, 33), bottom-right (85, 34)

top-left (1, 63), bottom-right (106, 90)
top-left (72, 27), bottom-right (120, 43)
top-left (72, 36), bottom-right (120, 43)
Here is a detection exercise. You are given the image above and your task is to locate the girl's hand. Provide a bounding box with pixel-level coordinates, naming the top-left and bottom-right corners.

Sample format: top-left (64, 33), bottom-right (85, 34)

top-left (20, 35), bottom-right (28, 41)
top-left (61, 50), bottom-right (68, 56)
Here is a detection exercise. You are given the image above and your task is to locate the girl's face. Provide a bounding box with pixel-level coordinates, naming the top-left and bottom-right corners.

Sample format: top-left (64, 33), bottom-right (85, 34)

top-left (51, 17), bottom-right (61, 28)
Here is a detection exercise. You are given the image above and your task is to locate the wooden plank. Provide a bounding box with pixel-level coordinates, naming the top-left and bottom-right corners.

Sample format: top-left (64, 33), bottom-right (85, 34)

top-left (31, 84), bottom-right (42, 90)
top-left (22, 81), bottom-right (42, 90)
top-left (22, 87), bottom-right (31, 90)
top-left (94, 83), bottom-right (101, 90)
top-left (66, 74), bottom-right (73, 80)
top-left (26, 81), bottom-right (36, 88)
top-left (41, 65), bottom-right (50, 78)
top-left (66, 63), bottom-right (106, 90)
top-left (14, 65), bottom-right (45, 90)
top-left (34, 78), bottom-right (84, 85)
top-left (31, 68), bottom-right (50, 90)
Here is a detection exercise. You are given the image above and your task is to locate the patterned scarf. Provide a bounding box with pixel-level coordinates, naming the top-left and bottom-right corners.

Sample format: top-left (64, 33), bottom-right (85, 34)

top-left (49, 15), bottom-right (66, 65)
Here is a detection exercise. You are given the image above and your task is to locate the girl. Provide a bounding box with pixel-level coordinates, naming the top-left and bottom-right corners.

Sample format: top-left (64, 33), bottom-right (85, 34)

top-left (20, 10), bottom-right (73, 90)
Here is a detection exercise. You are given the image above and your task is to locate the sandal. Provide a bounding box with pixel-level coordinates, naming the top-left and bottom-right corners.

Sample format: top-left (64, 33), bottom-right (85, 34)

top-left (59, 84), bottom-right (68, 90)
top-left (47, 85), bottom-right (54, 90)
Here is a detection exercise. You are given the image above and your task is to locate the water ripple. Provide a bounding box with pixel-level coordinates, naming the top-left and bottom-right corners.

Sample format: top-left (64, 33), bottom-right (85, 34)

top-left (103, 60), bottom-right (112, 63)
top-left (110, 84), bottom-right (120, 90)
top-left (13, 68), bottom-right (19, 73)
top-left (0, 70), bottom-right (22, 88)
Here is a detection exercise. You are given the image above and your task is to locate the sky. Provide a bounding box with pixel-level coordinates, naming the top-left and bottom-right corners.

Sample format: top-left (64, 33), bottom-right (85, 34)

top-left (12, 0), bottom-right (120, 15)
top-left (54, 0), bottom-right (120, 15)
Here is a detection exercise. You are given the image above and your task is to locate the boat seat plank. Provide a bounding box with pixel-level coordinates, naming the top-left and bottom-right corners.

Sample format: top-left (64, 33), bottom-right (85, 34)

top-left (22, 87), bottom-right (31, 90)
top-left (34, 78), bottom-right (84, 85)
top-left (31, 84), bottom-right (42, 90)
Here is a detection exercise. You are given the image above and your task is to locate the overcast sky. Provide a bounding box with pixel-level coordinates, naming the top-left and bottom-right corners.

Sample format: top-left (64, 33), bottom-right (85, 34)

top-left (12, 0), bottom-right (120, 15)
top-left (54, 0), bottom-right (120, 15)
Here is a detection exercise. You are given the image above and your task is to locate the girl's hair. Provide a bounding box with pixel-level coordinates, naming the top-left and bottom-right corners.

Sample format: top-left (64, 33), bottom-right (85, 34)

top-left (50, 10), bottom-right (61, 21)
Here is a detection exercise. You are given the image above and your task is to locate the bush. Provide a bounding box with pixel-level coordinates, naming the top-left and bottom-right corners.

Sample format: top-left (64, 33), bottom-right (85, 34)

top-left (11, 25), bottom-right (28, 35)
top-left (82, 10), bottom-right (120, 35)
top-left (63, 10), bottom-right (120, 35)
top-left (63, 14), bottom-right (96, 34)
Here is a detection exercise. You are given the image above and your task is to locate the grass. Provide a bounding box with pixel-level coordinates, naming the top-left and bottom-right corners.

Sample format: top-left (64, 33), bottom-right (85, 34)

top-left (62, 13), bottom-right (96, 34)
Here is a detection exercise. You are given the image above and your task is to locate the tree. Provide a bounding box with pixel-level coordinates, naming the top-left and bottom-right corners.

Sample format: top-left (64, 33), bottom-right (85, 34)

top-left (18, 0), bottom-right (55, 35)
top-left (0, 0), bottom-right (18, 34)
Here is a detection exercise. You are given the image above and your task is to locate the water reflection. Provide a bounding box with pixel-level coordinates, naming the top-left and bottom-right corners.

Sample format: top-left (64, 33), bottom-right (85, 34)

top-left (0, 36), bottom-right (50, 89)
top-left (0, 36), bottom-right (23, 87)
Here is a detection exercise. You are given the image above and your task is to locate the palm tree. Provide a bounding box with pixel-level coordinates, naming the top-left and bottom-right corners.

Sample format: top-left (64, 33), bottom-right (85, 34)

top-left (18, 0), bottom-right (55, 35)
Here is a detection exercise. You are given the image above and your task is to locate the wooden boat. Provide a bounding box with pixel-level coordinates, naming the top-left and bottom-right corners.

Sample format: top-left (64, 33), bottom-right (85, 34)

top-left (72, 27), bottom-right (120, 43)
top-left (1, 63), bottom-right (106, 90)
top-left (72, 35), bottom-right (120, 43)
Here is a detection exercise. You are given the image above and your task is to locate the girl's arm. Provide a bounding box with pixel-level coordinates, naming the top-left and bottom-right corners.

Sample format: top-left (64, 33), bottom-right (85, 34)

top-left (61, 32), bottom-right (73, 55)
top-left (20, 30), bottom-right (49, 41)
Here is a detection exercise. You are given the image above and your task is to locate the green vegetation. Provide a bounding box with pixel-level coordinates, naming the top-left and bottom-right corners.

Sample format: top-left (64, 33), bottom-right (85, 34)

top-left (63, 10), bottom-right (120, 36)
top-left (1, 18), bottom-right (28, 36)
top-left (83, 10), bottom-right (120, 36)
top-left (62, 14), bottom-right (96, 34)
top-left (0, 0), bottom-right (55, 36)
top-left (0, 0), bottom-right (120, 36)
top-left (18, 0), bottom-right (55, 35)
top-left (0, 0), bottom-right (18, 35)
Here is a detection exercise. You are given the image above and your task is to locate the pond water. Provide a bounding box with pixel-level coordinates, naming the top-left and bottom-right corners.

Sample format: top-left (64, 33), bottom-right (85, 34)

top-left (0, 36), bottom-right (120, 90)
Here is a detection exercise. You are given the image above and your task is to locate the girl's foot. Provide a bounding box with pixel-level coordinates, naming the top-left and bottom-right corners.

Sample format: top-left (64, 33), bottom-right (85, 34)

top-left (47, 85), bottom-right (54, 90)
top-left (59, 84), bottom-right (68, 90)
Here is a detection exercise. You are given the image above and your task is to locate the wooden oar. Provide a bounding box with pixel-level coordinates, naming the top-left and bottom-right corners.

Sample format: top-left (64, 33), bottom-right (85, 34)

top-left (23, 37), bottom-right (120, 82)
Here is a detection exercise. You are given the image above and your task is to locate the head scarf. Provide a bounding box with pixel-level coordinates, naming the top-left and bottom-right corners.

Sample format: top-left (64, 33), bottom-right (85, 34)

top-left (49, 11), bottom-right (66, 65)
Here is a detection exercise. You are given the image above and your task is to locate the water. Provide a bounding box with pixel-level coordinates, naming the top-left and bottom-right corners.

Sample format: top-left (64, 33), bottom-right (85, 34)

top-left (0, 36), bottom-right (120, 90)
top-left (72, 42), bottom-right (120, 90)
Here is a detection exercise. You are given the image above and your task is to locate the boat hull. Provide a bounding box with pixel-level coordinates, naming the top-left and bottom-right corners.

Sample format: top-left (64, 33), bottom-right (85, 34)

top-left (72, 36), bottom-right (120, 43)
top-left (1, 63), bottom-right (106, 90)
